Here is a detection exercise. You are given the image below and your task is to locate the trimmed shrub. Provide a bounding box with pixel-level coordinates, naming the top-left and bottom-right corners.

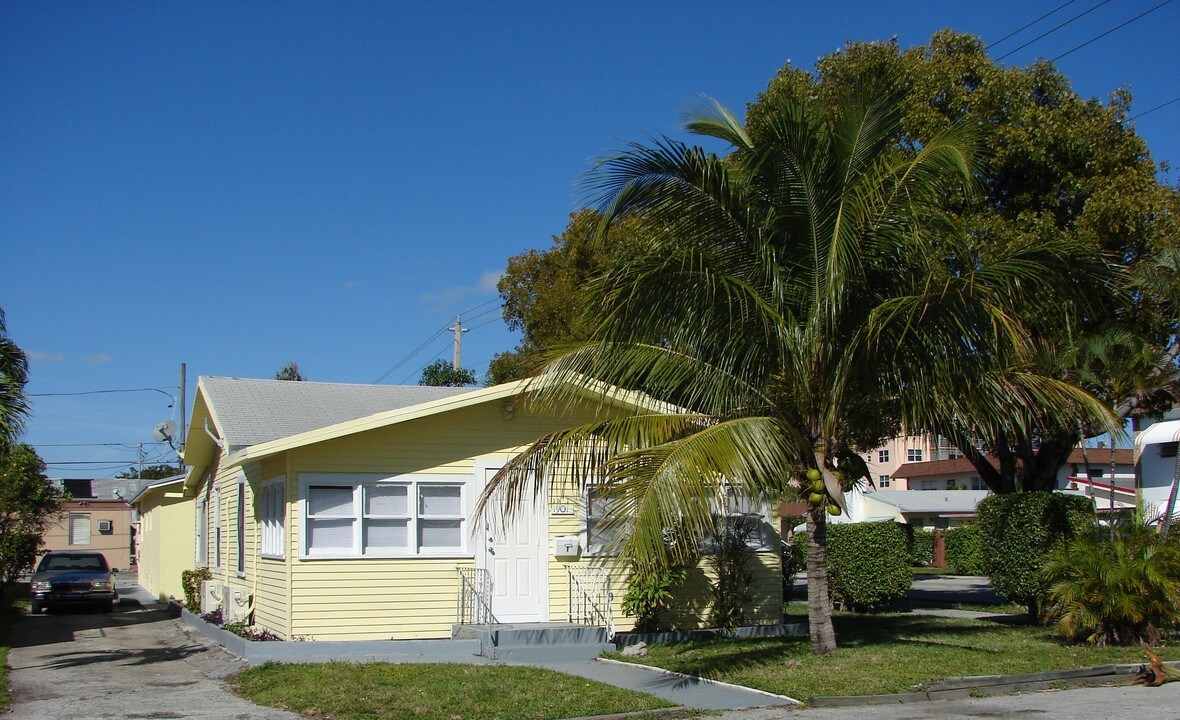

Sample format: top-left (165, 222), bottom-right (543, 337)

top-left (977, 492), bottom-right (1094, 618)
top-left (826, 522), bottom-right (912, 612)
top-left (908, 528), bottom-right (936, 566)
top-left (944, 523), bottom-right (985, 575)
top-left (181, 567), bottom-right (213, 610)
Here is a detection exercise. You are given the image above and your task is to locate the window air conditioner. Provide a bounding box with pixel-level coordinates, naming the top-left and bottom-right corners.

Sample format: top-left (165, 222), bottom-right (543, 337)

top-left (98, 520), bottom-right (113, 532)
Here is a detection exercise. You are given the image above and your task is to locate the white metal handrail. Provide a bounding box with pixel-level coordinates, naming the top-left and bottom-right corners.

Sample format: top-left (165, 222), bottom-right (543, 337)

top-left (568, 566), bottom-right (613, 639)
top-left (457, 567), bottom-right (495, 629)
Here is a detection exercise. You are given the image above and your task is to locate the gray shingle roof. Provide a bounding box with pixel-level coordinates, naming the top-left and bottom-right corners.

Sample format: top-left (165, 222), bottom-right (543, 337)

top-left (200, 376), bottom-right (473, 450)
top-left (865, 490), bottom-right (990, 514)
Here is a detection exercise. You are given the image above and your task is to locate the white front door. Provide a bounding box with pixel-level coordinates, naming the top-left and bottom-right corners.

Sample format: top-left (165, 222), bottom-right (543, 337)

top-left (476, 463), bottom-right (547, 623)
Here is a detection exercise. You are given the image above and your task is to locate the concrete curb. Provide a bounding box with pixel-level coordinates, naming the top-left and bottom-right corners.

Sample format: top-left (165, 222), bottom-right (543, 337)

top-left (556, 708), bottom-right (690, 720)
top-left (597, 658), bottom-right (805, 707)
top-left (174, 601), bottom-right (484, 664)
top-left (807, 661), bottom-right (1180, 707)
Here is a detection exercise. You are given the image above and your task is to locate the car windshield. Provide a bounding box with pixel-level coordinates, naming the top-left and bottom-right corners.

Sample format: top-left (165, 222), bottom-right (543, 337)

top-left (37, 554), bottom-right (109, 572)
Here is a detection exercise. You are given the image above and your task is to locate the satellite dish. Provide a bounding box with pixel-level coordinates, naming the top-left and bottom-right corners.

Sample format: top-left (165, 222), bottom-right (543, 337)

top-left (152, 420), bottom-right (177, 443)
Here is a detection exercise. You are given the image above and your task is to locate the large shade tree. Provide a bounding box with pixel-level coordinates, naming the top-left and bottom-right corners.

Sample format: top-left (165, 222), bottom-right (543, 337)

top-left (481, 69), bottom-right (1110, 654)
top-left (751, 31), bottom-right (1179, 492)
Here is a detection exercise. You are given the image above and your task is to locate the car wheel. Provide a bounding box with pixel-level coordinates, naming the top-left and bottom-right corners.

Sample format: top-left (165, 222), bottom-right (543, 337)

top-left (30, 600), bottom-right (43, 615)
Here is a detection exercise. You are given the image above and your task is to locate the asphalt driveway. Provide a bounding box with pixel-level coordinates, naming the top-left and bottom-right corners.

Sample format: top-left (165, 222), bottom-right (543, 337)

top-left (6, 600), bottom-right (298, 720)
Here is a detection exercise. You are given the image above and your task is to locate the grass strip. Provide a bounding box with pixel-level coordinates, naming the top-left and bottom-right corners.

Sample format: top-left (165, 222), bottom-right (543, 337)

top-left (230, 661), bottom-right (675, 720)
top-left (613, 613), bottom-right (1178, 701)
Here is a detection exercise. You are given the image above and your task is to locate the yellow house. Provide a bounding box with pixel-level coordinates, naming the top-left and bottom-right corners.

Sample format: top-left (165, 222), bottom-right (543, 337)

top-left (131, 476), bottom-right (193, 602)
top-left (159, 375), bottom-right (782, 642)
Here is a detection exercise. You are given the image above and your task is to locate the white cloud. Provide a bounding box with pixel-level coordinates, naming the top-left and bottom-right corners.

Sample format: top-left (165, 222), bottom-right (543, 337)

top-left (85, 353), bottom-right (115, 365)
top-left (28, 351), bottom-right (66, 363)
top-left (419, 269), bottom-right (503, 312)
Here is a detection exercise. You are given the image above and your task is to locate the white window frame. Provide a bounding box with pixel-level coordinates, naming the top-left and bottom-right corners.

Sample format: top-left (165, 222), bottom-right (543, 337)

top-left (213, 486), bottom-right (222, 569)
top-left (908, 448), bottom-right (923, 462)
top-left (878, 474), bottom-right (891, 488)
top-left (878, 449), bottom-right (889, 463)
top-left (259, 478), bottom-right (286, 559)
top-left (195, 499), bottom-right (207, 566)
top-left (921, 479), bottom-right (938, 491)
top-left (69, 513), bottom-right (91, 545)
top-left (584, 484), bottom-right (620, 557)
top-left (298, 473), bottom-right (468, 559)
top-left (235, 477), bottom-right (247, 576)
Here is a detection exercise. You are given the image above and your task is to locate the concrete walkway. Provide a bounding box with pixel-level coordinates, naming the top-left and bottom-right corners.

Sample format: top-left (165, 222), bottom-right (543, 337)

top-left (520, 658), bottom-right (800, 711)
top-left (90, 582), bottom-right (800, 713)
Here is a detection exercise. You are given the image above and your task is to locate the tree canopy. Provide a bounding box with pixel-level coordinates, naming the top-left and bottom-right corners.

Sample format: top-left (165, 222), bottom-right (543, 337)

top-left (489, 211), bottom-right (654, 385)
top-left (0, 444), bottom-right (65, 583)
top-left (116, 464), bottom-right (182, 480)
top-left (749, 31), bottom-right (1178, 491)
top-left (274, 361), bottom-right (307, 381)
top-left (419, 359), bottom-right (478, 387)
top-left (491, 31), bottom-right (1178, 492)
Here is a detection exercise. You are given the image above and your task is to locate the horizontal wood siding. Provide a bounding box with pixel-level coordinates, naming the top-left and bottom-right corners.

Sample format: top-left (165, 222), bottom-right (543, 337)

top-left (283, 400), bottom-right (614, 640)
top-left (289, 558), bottom-right (474, 640)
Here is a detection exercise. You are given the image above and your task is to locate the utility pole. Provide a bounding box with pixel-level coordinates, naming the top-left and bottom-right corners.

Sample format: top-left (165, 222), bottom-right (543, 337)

top-left (178, 362), bottom-right (187, 458)
top-left (447, 316), bottom-right (469, 370)
top-left (136, 443), bottom-right (144, 479)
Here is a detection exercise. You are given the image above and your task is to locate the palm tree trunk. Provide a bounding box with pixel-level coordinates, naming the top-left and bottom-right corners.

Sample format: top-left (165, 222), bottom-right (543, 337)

top-left (805, 505), bottom-right (837, 655)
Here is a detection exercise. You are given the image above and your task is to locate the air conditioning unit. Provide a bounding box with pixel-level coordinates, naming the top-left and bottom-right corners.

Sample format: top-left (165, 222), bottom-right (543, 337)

top-left (98, 520), bottom-right (113, 532)
top-left (223, 588), bottom-right (251, 623)
top-left (200, 581), bottom-right (223, 614)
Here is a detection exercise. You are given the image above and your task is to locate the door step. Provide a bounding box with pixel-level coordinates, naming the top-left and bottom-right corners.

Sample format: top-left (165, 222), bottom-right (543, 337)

top-left (452, 622), bottom-right (613, 661)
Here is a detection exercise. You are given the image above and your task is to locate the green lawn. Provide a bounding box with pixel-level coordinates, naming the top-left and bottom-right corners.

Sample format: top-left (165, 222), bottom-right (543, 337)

top-left (612, 613), bottom-right (1177, 701)
top-left (230, 662), bottom-right (677, 720)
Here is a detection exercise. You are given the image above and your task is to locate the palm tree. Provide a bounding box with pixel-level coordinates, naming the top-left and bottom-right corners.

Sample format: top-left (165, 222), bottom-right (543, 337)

top-left (0, 307), bottom-right (30, 446)
top-left (481, 76), bottom-right (1109, 654)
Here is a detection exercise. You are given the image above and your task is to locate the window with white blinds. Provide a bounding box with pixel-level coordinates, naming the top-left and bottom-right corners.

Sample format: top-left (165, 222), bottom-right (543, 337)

top-left (301, 475), bottom-right (466, 557)
top-left (69, 513), bottom-right (91, 545)
top-left (260, 479), bottom-right (285, 558)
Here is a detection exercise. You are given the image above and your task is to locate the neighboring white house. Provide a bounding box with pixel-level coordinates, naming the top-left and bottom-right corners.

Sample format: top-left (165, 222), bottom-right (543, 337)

top-left (844, 488), bottom-right (989, 529)
top-left (1134, 416), bottom-right (1180, 510)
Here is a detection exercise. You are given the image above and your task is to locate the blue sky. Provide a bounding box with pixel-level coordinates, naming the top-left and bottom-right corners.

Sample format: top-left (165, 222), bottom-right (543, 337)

top-left (3, 1), bottom-right (1177, 477)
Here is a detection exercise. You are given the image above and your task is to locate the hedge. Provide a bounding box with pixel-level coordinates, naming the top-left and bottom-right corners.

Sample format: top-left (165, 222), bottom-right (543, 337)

top-left (825, 522), bottom-right (912, 612)
top-left (908, 527), bottom-right (936, 566)
top-left (977, 492), bottom-right (1094, 616)
top-left (944, 523), bottom-right (985, 575)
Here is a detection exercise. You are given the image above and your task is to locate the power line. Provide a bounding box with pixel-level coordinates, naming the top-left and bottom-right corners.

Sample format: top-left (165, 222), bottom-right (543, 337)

top-left (371, 326), bottom-right (450, 384)
top-left (370, 302), bottom-right (503, 384)
top-left (29, 386), bottom-right (176, 402)
top-left (988, 0), bottom-right (1080, 48)
top-left (1050, 0), bottom-right (1176, 62)
top-left (995, 0), bottom-right (1114, 61)
top-left (33, 441), bottom-right (169, 448)
top-left (1129, 95), bottom-right (1180, 121)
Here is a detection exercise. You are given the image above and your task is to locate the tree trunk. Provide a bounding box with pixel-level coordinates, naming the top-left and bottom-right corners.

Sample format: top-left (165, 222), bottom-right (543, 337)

top-left (805, 505), bottom-right (837, 655)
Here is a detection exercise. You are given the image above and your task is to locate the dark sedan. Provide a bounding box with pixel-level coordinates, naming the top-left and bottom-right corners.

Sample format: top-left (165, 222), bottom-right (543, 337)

top-left (30, 552), bottom-right (117, 613)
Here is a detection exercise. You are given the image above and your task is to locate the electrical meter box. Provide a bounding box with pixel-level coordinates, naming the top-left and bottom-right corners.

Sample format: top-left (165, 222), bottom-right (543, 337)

top-left (553, 535), bottom-right (580, 558)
